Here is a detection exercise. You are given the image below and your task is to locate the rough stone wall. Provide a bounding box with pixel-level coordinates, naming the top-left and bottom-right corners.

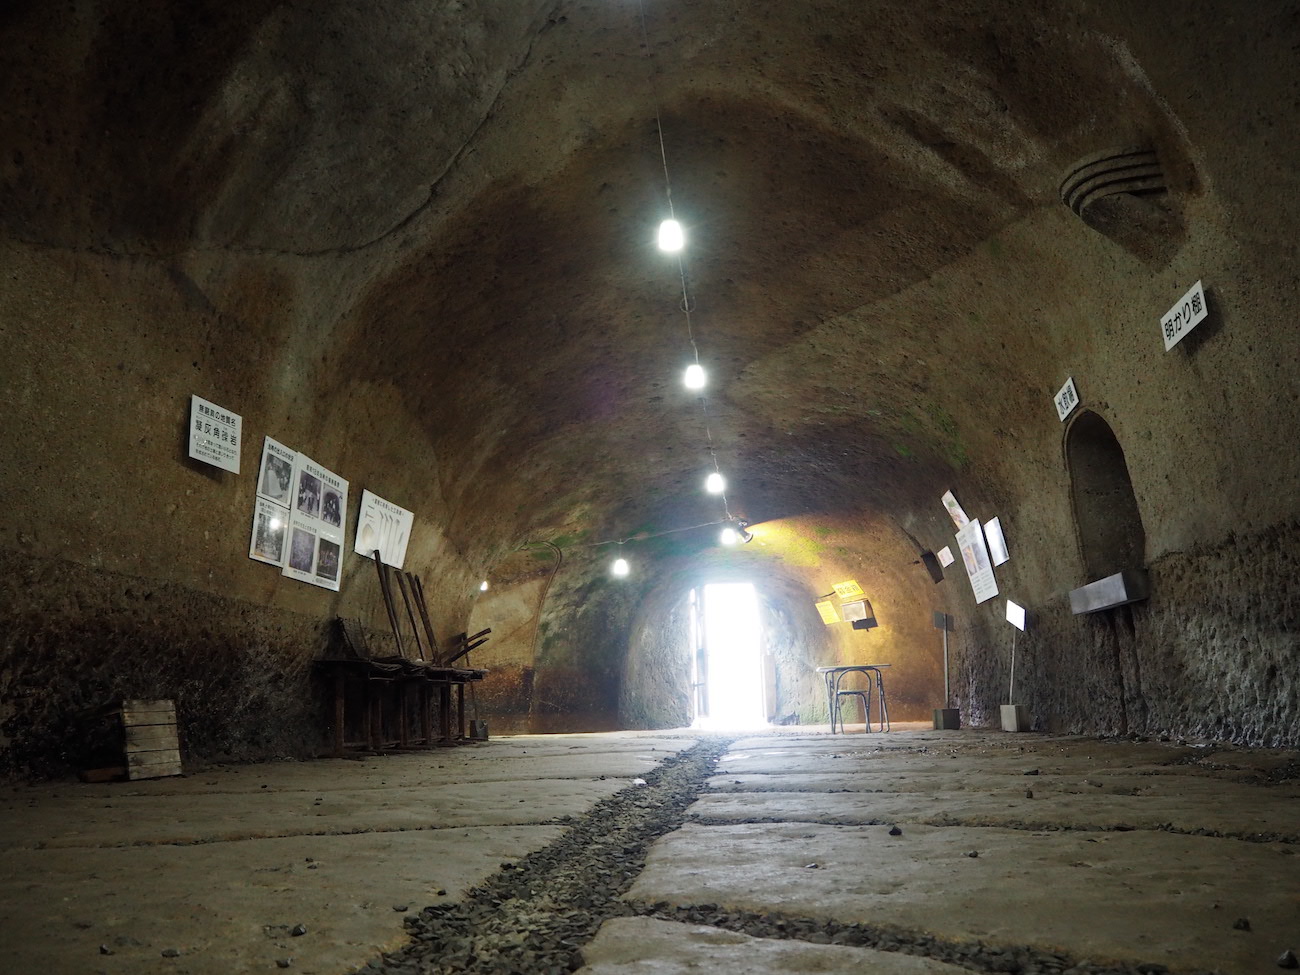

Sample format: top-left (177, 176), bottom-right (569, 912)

top-left (0, 550), bottom-right (326, 778)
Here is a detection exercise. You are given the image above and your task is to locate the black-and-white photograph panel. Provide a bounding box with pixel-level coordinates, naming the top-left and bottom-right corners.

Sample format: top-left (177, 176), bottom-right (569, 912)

top-left (315, 539), bottom-right (341, 582)
top-left (322, 487), bottom-right (342, 528)
top-left (256, 437), bottom-right (296, 505)
top-left (288, 526), bottom-right (316, 572)
top-left (248, 498), bottom-right (287, 566)
top-left (296, 470), bottom-right (321, 519)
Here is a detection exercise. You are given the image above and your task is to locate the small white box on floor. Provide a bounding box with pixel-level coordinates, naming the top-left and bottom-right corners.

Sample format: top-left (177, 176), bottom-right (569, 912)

top-left (1000, 704), bottom-right (1030, 732)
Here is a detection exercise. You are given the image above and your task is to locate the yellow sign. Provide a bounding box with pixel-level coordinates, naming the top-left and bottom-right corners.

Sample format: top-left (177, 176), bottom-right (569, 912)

top-left (815, 600), bottom-right (841, 625)
top-left (832, 579), bottom-right (864, 600)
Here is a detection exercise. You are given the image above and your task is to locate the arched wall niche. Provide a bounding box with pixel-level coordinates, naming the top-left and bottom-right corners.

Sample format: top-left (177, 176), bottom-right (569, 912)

top-left (1065, 409), bottom-right (1146, 580)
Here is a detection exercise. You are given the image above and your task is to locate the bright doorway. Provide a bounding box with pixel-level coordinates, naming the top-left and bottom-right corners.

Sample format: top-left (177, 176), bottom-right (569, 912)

top-left (691, 582), bottom-right (767, 731)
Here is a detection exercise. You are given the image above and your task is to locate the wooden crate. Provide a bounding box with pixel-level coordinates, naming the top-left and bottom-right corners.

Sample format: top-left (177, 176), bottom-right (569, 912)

top-left (120, 699), bottom-right (182, 780)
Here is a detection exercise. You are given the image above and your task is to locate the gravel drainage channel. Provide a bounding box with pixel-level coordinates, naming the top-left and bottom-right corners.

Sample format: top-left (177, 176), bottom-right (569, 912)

top-left (356, 736), bottom-right (733, 975)
top-left (355, 737), bottom-right (1225, 975)
top-left (630, 904), bottom-right (1225, 975)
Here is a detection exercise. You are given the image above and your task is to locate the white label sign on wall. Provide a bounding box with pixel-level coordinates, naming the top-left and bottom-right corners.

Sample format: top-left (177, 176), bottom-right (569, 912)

top-left (1160, 279), bottom-right (1208, 351)
top-left (985, 517), bottom-right (1010, 566)
top-left (354, 490), bottom-right (415, 569)
top-left (281, 454), bottom-right (349, 591)
top-left (937, 546), bottom-right (955, 567)
top-left (955, 519), bottom-right (999, 605)
top-left (1054, 377), bottom-right (1080, 422)
top-left (188, 395), bottom-right (241, 473)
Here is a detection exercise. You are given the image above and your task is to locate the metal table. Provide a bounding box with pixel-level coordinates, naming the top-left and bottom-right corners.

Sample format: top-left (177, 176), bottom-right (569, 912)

top-left (816, 664), bottom-right (891, 733)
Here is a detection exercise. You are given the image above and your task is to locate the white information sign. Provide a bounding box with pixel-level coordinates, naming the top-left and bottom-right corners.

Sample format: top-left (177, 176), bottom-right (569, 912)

top-left (1160, 279), bottom-right (1208, 351)
top-left (282, 454), bottom-right (348, 591)
top-left (1006, 599), bottom-right (1027, 631)
top-left (188, 395), bottom-right (241, 473)
top-left (937, 546), bottom-right (955, 567)
top-left (941, 490), bottom-right (970, 528)
top-left (985, 517), bottom-right (1010, 566)
top-left (354, 490), bottom-right (415, 569)
top-left (1054, 377), bottom-right (1079, 422)
top-left (955, 519), bottom-right (999, 605)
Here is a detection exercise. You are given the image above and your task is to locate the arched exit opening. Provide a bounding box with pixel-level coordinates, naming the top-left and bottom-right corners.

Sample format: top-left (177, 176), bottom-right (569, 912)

top-left (1066, 410), bottom-right (1146, 578)
top-left (689, 582), bottom-right (767, 730)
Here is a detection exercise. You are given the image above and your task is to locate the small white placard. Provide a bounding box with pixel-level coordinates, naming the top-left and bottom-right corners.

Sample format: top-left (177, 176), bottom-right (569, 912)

top-left (1160, 279), bottom-right (1208, 351)
top-left (1006, 599), bottom-right (1027, 631)
top-left (937, 546), bottom-right (955, 567)
top-left (941, 490), bottom-right (969, 528)
top-left (188, 395), bottom-right (241, 473)
top-left (955, 520), bottom-right (999, 605)
top-left (985, 517), bottom-right (1009, 566)
top-left (354, 490), bottom-right (415, 569)
top-left (1054, 377), bottom-right (1079, 422)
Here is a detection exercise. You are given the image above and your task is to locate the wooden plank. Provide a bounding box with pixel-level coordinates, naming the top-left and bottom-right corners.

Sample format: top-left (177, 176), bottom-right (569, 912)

top-left (121, 711), bottom-right (176, 725)
top-left (125, 725), bottom-right (180, 749)
top-left (130, 762), bottom-right (183, 780)
top-left (127, 747), bottom-right (181, 768)
top-left (122, 699), bottom-right (175, 712)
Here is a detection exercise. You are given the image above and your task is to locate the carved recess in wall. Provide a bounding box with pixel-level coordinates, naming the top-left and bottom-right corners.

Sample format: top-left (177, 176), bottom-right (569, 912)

top-left (1060, 147), bottom-right (1185, 266)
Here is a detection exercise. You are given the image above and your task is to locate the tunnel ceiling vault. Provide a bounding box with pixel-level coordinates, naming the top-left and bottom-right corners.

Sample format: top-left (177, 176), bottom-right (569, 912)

top-left (3, 0), bottom-right (1206, 558)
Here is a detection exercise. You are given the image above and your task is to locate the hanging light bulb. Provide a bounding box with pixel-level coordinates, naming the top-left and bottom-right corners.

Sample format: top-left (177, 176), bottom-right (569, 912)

top-left (705, 471), bottom-right (725, 494)
top-left (612, 556), bottom-right (630, 577)
top-left (479, 580), bottom-right (489, 592)
top-left (684, 363), bottom-right (706, 390)
top-left (720, 527), bottom-right (739, 546)
top-left (657, 218), bottom-right (684, 252)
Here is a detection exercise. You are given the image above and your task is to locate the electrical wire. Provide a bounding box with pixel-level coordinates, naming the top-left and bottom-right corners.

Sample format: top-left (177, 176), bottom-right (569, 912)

top-left (636, 0), bottom-right (735, 527)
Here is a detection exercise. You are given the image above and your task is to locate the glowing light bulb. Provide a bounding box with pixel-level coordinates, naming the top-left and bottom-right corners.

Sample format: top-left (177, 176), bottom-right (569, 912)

top-left (684, 363), bottom-right (706, 390)
top-left (479, 580), bottom-right (489, 592)
top-left (705, 472), bottom-right (725, 494)
top-left (612, 557), bottom-right (630, 577)
top-left (720, 527), bottom-right (739, 546)
top-left (657, 218), bottom-right (684, 252)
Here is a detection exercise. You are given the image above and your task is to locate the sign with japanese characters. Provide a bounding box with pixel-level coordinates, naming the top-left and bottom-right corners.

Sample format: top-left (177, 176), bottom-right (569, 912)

top-left (188, 395), bottom-right (241, 473)
top-left (281, 454), bottom-right (348, 591)
top-left (1160, 279), bottom-right (1208, 351)
top-left (353, 490), bottom-right (415, 569)
top-left (955, 519), bottom-right (998, 605)
top-left (815, 600), bottom-right (840, 625)
top-left (1054, 377), bottom-right (1079, 421)
top-left (831, 579), bottom-right (864, 600)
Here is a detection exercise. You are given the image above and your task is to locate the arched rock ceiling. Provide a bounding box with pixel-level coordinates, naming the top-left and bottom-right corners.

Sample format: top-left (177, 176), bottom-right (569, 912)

top-left (1, 0), bottom-right (1204, 552)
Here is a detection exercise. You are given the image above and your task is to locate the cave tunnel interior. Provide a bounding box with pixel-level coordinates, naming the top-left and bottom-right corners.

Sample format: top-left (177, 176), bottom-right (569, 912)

top-left (2, 0), bottom-right (1300, 782)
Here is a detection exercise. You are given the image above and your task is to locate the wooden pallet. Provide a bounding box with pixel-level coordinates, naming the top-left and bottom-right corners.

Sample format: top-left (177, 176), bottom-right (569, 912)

top-left (120, 699), bottom-right (182, 780)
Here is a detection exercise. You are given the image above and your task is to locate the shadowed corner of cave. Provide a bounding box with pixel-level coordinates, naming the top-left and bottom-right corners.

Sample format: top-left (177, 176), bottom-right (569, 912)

top-left (2, 2), bottom-right (1300, 974)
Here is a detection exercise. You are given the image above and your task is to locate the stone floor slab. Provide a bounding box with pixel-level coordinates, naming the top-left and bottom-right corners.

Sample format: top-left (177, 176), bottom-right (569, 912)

top-left (690, 784), bottom-right (1300, 839)
top-left (0, 824), bottom-right (561, 975)
top-left (576, 917), bottom-right (969, 974)
top-left (628, 821), bottom-right (1299, 974)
